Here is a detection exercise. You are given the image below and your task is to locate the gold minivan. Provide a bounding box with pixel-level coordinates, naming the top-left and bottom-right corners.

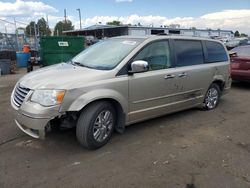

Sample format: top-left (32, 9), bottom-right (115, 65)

top-left (11, 35), bottom-right (231, 149)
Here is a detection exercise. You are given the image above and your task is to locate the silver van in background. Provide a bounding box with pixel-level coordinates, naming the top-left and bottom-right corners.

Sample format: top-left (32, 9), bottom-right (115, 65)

top-left (11, 35), bottom-right (231, 149)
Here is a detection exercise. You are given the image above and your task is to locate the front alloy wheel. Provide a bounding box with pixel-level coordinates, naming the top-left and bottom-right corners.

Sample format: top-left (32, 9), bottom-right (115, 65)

top-left (93, 110), bottom-right (113, 143)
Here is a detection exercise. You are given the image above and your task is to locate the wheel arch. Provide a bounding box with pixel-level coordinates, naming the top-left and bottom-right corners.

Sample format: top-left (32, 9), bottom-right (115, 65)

top-left (79, 98), bottom-right (126, 134)
top-left (212, 79), bottom-right (225, 92)
top-left (66, 89), bottom-right (128, 133)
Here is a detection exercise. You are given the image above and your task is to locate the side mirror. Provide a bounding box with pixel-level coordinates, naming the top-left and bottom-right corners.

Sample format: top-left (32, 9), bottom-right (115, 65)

top-left (129, 60), bottom-right (149, 74)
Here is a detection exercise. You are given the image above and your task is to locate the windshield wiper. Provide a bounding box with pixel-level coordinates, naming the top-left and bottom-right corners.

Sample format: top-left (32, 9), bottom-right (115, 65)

top-left (69, 60), bottom-right (92, 68)
top-left (68, 60), bottom-right (80, 66)
top-left (68, 60), bottom-right (109, 70)
top-left (94, 66), bottom-right (111, 70)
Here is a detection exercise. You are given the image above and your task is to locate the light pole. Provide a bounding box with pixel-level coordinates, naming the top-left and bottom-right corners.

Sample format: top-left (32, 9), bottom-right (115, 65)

top-left (14, 18), bottom-right (19, 51)
top-left (76, 8), bottom-right (82, 30)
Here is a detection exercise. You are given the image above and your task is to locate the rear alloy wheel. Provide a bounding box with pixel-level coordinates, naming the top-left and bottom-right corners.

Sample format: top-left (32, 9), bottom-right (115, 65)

top-left (203, 83), bottom-right (221, 110)
top-left (76, 101), bottom-right (116, 150)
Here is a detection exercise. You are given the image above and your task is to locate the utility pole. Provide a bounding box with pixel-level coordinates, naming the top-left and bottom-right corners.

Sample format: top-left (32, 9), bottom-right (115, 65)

top-left (76, 8), bottom-right (82, 30)
top-left (5, 25), bottom-right (7, 35)
top-left (64, 9), bottom-right (67, 23)
top-left (29, 25), bottom-right (32, 36)
top-left (37, 23), bottom-right (40, 37)
top-left (46, 14), bottom-right (49, 27)
top-left (34, 21), bottom-right (38, 50)
top-left (14, 18), bottom-right (19, 51)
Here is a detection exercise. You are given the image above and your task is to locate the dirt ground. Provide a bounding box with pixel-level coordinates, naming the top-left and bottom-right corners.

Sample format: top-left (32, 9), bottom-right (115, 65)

top-left (0, 69), bottom-right (250, 188)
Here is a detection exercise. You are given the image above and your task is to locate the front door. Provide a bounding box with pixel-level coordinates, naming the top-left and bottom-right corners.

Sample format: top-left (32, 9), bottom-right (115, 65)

top-left (128, 40), bottom-right (181, 123)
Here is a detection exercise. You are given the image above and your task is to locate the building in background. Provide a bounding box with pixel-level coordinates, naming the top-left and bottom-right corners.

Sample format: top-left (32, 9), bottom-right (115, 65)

top-left (64, 24), bottom-right (234, 40)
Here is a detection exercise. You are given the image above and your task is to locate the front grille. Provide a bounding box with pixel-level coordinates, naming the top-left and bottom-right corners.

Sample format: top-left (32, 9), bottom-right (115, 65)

top-left (13, 84), bottom-right (31, 107)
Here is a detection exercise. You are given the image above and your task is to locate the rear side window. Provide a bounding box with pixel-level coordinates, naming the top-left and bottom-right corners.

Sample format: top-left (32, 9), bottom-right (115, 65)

top-left (205, 41), bottom-right (228, 63)
top-left (174, 40), bottom-right (204, 67)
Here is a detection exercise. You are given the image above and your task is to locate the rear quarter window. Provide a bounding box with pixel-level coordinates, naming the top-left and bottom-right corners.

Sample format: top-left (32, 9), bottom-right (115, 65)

top-left (205, 41), bottom-right (228, 63)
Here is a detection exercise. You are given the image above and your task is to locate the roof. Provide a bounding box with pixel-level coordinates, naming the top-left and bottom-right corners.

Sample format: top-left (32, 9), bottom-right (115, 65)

top-left (110, 35), bottom-right (226, 44)
top-left (64, 24), bottom-right (128, 33)
top-left (63, 24), bottom-right (233, 34)
top-left (113, 35), bottom-right (150, 39)
top-left (127, 26), bottom-right (233, 33)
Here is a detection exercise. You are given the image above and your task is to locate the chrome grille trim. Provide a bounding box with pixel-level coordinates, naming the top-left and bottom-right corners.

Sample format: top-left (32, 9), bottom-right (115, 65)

top-left (15, 88), bottom-right (26, 98)
top-left (17, 86), bottom-right (30, 94)
top-left (13, 84), bottom-right (31, 107)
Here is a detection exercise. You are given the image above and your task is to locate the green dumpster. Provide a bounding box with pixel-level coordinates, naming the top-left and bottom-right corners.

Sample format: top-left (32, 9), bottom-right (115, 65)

top-left (40, 36), bottom-right (85, 66)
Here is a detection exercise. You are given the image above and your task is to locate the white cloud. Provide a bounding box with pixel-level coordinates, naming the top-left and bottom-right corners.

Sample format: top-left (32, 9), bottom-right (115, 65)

top-left (0, 0), bottom-right (60, 33)
top-left (115, 0), bottom-right (133, 2)
top-left (201, 9), bottom-right (250, 20)
top-left (0, 0), bottom-right (58, 17)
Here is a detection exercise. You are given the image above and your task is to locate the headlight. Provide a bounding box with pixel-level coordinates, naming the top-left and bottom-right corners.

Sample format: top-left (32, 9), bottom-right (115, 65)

top-left (31, 90), bottom-right (65, 107)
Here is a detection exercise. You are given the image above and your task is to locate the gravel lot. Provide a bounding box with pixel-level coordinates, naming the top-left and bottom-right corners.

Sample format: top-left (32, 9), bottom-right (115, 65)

top-left (0, 69), bottom-right (250, 188)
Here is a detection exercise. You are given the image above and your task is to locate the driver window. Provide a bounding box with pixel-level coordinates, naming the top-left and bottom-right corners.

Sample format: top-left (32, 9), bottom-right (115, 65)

top-left (133, 40), bottom-right (171, 71)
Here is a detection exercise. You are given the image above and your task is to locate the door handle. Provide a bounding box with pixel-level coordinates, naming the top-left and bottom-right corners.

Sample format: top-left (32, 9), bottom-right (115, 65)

top-left (164, 74), bottom-right (175, 79)
top-left (178, 72), bottom-right (187, 78)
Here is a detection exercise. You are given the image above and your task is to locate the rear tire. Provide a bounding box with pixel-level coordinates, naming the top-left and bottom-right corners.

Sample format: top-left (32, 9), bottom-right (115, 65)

top-left (76, 101), bottom-right (116, 150)
top-left (203, 83), bottom-right (221, 110)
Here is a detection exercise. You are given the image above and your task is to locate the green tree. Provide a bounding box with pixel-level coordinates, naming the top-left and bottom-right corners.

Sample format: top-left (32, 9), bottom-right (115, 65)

top-left (54, 20), bottom-right (74, 36)
top-left (25, 18), bottom-right (51, 36)
top-left (0, 33), bottom-right (4, 40)
top-left (240, 33), bottom-right (248, 37)
top-left (106, 20), bottom-right (122, 26)
top-left (25, 21), bottom-right (37, 36)
top-left (37, 18), bottom-right (51, 36)
top-left (234, 30), bottom-right (240, 37)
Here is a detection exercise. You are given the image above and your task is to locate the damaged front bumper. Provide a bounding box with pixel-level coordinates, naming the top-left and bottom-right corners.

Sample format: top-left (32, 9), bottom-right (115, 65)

top-left (11, 89), bottom-right (61, 139)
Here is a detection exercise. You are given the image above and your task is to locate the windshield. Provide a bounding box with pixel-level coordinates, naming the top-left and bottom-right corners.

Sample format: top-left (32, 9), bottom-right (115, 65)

top-left (71, 38), bottom-right (143, 70)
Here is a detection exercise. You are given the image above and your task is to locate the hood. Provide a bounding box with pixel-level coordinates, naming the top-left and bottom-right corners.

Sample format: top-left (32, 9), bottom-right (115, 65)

top-left (19, 63), bottom-right (112, 90)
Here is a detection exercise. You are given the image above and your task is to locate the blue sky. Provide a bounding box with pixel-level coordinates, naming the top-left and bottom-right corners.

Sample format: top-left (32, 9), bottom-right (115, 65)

top-left (37, 0), bottom-right (250, 19)
top-left (0, 0), bottom-right (250, 34)
top-left (1, 0), bottom-right (250, 19)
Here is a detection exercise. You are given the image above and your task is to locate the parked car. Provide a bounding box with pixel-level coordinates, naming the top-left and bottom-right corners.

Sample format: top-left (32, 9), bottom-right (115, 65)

top-left (226, 37), bottom-right (250, 50)
top-left (85, 35), bottom-right (99, 46)
top-left (230, 45), bottom-right (250, 82)
top-left (11, 36), bottom-right (231, 149)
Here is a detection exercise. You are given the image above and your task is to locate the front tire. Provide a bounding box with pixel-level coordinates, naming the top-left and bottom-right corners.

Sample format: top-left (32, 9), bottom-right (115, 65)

top-left (76, 101), bottom-right (116, 150)
top-left (203, 83), bottom-right (221, 110)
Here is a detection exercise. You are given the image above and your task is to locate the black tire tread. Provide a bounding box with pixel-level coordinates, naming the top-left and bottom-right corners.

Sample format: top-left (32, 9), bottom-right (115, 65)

top-left (76, 101), bottom-right (115, 150)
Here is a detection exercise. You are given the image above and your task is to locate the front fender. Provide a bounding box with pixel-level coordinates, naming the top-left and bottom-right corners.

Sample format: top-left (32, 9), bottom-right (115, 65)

top-left (64, 89), bottom-right (128, 113)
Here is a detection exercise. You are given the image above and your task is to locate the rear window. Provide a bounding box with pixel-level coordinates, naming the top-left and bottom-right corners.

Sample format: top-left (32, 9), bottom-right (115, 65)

top-left (205, 41), bottom-right (228, 63)
top-left (230, 46), bottom-right (250, 56)
top-left (174, 40), bottom-right (204, 67)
